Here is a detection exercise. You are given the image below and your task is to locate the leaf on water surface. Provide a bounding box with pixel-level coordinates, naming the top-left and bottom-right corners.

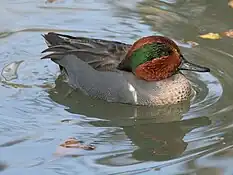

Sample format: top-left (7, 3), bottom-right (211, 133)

top-left (222, 29), bottom-right (233, 38)
top-left (199, 33), bottom-right (221, 40)
top-left (199, 30), bottom-right (233, 40)
top-left (54, 138), bottom-right (95, 156)
top-left (228, 0), bottom-right (233, 8)
top-left (60, 138), bottom-right (95, 150)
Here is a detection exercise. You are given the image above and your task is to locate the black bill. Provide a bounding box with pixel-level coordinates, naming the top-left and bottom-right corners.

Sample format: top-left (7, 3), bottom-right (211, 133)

top-left (179, 55), bottom-right (210, 72)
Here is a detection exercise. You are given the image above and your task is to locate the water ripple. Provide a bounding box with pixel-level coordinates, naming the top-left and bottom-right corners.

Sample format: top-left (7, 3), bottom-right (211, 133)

top-left (1, 0), bottom-right (233, 175)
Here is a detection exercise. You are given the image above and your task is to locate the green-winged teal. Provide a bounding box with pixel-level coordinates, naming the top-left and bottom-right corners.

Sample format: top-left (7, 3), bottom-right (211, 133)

top-left (41, 32), bottom-right (210, 106)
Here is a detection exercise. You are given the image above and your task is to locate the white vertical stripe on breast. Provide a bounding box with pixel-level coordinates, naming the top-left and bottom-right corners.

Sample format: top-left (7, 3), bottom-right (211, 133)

top-left (127, 83), bottom-right (138, 104)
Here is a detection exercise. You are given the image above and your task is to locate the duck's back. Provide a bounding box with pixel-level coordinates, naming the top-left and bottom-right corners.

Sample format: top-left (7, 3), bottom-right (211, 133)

top-left (41, 32), bottom-right (130, 71)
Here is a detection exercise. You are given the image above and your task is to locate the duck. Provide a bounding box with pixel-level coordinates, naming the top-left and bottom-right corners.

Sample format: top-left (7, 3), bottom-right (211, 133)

top-left (41, 32), bottom-right (210, 106)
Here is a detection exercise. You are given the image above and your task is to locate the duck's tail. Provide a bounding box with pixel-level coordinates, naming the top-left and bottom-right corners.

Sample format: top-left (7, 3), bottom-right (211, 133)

top-left (42, 32), bottom-right (66, 46)
top-left (41, 32), bottom-right (109, 59)
top-left (40, 32), bottom-right (121, 72)
top-left (41, 32), bottom-right (78, 60)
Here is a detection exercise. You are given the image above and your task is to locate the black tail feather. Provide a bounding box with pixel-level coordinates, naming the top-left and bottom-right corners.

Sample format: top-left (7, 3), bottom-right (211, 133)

top-left (40, 32), bottom-right (127, 71)
top-left (40, 52), bottom-right (64, 60)
top-left (41, 45), bottom-right (74, 53)
top-left (43, 32), bottom-right (67, 46)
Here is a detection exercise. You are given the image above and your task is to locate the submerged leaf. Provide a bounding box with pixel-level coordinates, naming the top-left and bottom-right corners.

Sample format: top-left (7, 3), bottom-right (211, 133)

top-left (199, 33), bottom-right (221, 40)
top-left (0, 162), bottom-right (7, 172)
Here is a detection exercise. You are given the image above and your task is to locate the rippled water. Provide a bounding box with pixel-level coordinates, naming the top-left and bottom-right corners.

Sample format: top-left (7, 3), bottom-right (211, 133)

top-left (1, 0), bottom-right (233, 174)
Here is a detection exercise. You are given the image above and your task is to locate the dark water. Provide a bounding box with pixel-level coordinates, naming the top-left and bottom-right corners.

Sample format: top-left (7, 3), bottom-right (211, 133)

top-left (1, 0), bottom-right (233, 174)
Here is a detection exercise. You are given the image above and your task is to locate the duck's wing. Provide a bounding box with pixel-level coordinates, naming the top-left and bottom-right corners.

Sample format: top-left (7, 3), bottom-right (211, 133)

top-left (41, 32), bottom-right (131, 71)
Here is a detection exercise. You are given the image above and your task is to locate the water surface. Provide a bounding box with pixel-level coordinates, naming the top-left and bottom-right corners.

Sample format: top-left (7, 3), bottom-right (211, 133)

top-left (1, 0), bottom-right (233, 174)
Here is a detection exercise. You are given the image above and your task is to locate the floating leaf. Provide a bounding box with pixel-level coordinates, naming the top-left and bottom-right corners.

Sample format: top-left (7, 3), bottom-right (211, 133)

top-left (59, 138), bottom-right (95, 150)
top-left (222, 29), bottom-right (233, 38)
top-left (199, 33), bottom-right (221, 40)
top-left (229, 0), bottom-right (233, 8)
top-left (54, 138), bottom-right (95, 157)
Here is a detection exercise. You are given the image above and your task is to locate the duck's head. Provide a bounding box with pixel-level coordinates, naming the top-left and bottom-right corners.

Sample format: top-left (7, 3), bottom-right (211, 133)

top-left (118, 36), bottom-right (210, 81)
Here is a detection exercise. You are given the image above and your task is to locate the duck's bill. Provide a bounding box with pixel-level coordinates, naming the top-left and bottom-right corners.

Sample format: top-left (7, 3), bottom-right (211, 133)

top-left (179, 56), bottom-right (210, 72)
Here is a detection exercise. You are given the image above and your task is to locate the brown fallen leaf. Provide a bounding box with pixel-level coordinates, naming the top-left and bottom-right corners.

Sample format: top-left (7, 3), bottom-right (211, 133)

top-left (228, 0), bottom-right (233, 8)
top-left (59, 138), bottom-right (95, 150)
top-left (199, 33), bottom-right (221, 40)
top-left (222, 29), bottom-right (233, 38)
top-left (54, 138), bottom-right (95, 157)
